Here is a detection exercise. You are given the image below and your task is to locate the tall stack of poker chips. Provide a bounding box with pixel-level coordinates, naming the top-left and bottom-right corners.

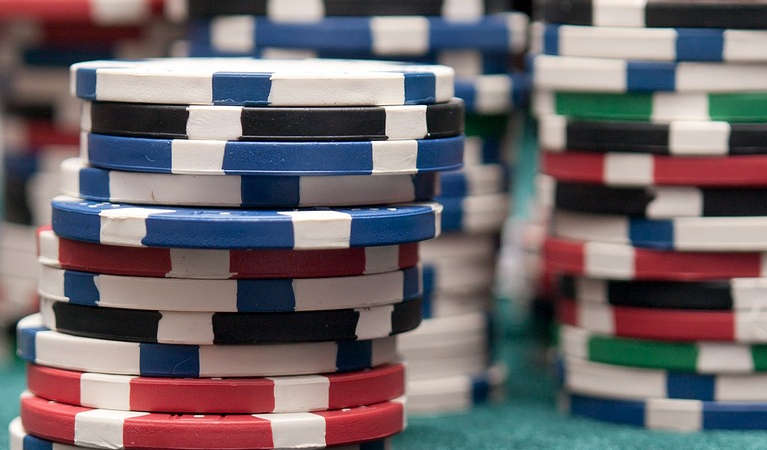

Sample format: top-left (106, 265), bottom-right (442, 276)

top-left (0, 1), bottom-right (179, 338)
top-left (531, 0), bottom-right (767, 431)
top-left (172, 0), bottom-right (529, 415)
top-left (9, 57), bottom-right (461, 448)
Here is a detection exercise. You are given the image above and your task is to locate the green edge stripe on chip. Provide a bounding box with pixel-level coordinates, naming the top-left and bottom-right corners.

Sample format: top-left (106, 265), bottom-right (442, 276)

top-left (554, 92), bottom-right (653, 121)
top-left (465, 114), bottom-right (510, 137)
top-left (709, 92), bottom-right (767, 122)
top-left (587, 335), bottom-right (699, 372)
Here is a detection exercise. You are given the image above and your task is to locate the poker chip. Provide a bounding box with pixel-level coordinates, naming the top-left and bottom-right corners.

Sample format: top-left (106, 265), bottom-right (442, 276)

top-left (539, 115), bottom-right (767, 156)
top-left (60, 158), bottom-right (440, 208)
top-left (532, 22), bottom-right (767, 62)
top-left (463, 135), bottom-right (506, 165)
top-left (558, 298), bottom-right (767, 342)
top-left (81, 99), bottom-right (465, 141)
top-left (51, 196), bottom-right (442, 249)
top-left (3, 117), bottom-right (78, 150)
top-left (455, 74), bottom-right (529, 114)
top-left (533, 91), bottom-right (767, 122)
top-left (423, 260), bottom-right (495, 296)
top-left (26, 363), bottom-right (405, 413)
top-left (553, 182), bottom-right (767, 218)
top-left (544, 236), bottom-right (767, 281)
top-left (560, 275), bottom-right (767, 311)
top-left (420, 232), bottom-right (499, 261)
top-left (542, 151), bottom-right (767, 187)
top-left (70, 58), bottom-right (455, 106)
top-left (0, 0), bottom-right (164, 24)
top-left (553, 210), bottom-right (767, 251)
top-left (408, 363), bottom-right (507, 414)
top-left (539, 0), bottom-right (767, 29)
top-left (563, 392), bottom-right (767, 431)
top-left (439, 193), bottom-right (510, 233)
top-left (439, 164), bottom-right (509, 197)
top-left (559, 324), bottom-right (767, 374)
top-left (39, 264), bottom-right (421, 312)
top-left (422, 291), bottom-right (494, 319)
top-left (532, 54), bottom-right (767, 93)
top-left (40, 296), bottom-right (422, 344)
top-left (8, 418), bottom-right (392, 450)
top-left (181, 0), bottom-right (509, 20)
top-left (18, 392), bottom-right (406, 449)
top-left (37, 227), bottom-right (420, 279)
top-left (188, 13), bottom-right (527, 56)
top-left (561, 357), bottom-right (767, 402)
top-left (82, 133), bottom-right (464, 176)
top-left (17, 314), bottom-right (397, 377)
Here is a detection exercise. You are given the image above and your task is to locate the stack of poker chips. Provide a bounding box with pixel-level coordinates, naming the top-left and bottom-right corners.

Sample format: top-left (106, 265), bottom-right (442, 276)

top-left (9, 57), bottom-right (461, 449)
top-left (172, 0), bottom-right (529, 414)
top-left (0, 1), bottom-right (179, 336)
top-left (530, 0), bottom-right (767, 431)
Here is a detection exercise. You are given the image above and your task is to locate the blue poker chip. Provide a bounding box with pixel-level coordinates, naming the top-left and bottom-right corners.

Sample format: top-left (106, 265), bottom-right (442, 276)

top-left (439, 164), bottom-right (510, 197)
top-left (83, 133), bottom-right (464, 176)
top-left (51, 196), bottom-right (443, 249)
top-left (61, 158), bottom-right (439, 208)
top-left (71, 58), bottom-right (455, 106)
top-left (455, 74), bottom-right (530, 114)
top-left (564, 392), bottom-right (767, 431)
top-left (189, 13), bottom-right (528, 56)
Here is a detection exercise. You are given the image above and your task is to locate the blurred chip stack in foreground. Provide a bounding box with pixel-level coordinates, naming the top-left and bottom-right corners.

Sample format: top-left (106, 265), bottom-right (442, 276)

top-left (0, 0), bottom-right (179, 345)
top-left (531, 0), bottom-right (767, 430)
top-left (9, 57), bottom-right (462, 448)
top-left (174, 0), bottom-right (529, 414)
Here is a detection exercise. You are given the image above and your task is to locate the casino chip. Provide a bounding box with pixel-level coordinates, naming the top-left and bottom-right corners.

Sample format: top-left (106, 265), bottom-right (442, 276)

top-left (533, 0), bottom-right (767, 428)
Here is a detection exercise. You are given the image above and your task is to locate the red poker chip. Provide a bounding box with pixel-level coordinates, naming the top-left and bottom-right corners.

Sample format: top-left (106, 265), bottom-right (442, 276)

top-left (0, 0), bottom-right (164, 24)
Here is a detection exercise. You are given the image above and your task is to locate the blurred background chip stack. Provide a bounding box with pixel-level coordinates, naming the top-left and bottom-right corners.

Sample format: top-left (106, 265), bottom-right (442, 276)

top-left (531, 0), bottom-right (767, 430)
top-left (169, 0), bottom-right (531, 415)
top-left (11, 57), bottom-right (462, 448)
top-left (0, 0), bottom-right (181, 355)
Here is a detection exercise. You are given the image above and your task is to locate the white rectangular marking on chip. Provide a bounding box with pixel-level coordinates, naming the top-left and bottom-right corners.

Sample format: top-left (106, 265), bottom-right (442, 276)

top-left (735, 309), bottom-right (767, 342)
top-left (716, 373), bottom-right (767, 401)
top-left (442, 0), bottom-right (482, 20)
top-left (384, 105), bottom-right (428, 139)
top-left (267, 0), bottom-right (324, 22)
top-left (81, 373), bottom-right (134, 410)
top-left (594, 0), bottom-right (647, 27)
top-left (158, 311), bottom-right (215, 344)
top-left (74, 409), bottom-right (148, 448)
top-left (698, 343), bottom-right (754, 373)
top-left (364, 245), bottom-right (401, 274)
top-left (761, 253), bottom-right (767, 278)
top-left (371, 140), bottom-right (419, 174)
top-left (279, 210), bottom-right (352, 249)
top-left (371, 336), bottom-right (397, 366)
top-left (669, 121), bottom-right (730, 155)
top-left (534, 55), bottom-right (627, 92)
top-left (371, 17), bottom-right (429, 55)
top-left (111, 172), bottom-right (242, 207)
top-left (723, 30), bottom-right (767, 62)
top-left (95, 68), bottom-right (215, 105)
top-left (300, 175), bottom-right (415, 206)
top-left (80, 102), bottom-right (92, 132)
top-left (678, 62), bottom-right (767, 92)
top-left (604, 153), bottom-right (653, 186)
top-left (37, 330), bottom-right (142, 374)
top-left (561, 25), bottom-right (675, 60)
top-left (675, 217), bottom-right (767, 251)
top-left (171, 140), bottom-right (227, 174)
top-left (646, 398), bottom-right (702, 432)
top-left (269, 375), bottom-right (330, 412)
top-left (475, 75), bottom-right (512, 114)
top-left (356, 305), bottom-right (394, 340)
top-left (578, 303), bottom-right (614, 334)
top-left (37, 229), bottom-right (61, 267)
top-left (554, 211), bottom-right (630, 245)
top-left (199, 341), bottom-right (338, 377)
top-left (558, 325), bottom-right (591, 359)
top-left (252, 412), bottom-right (326, 448)
top-left (566, 358), bottom-right (666, 398)
top-left (39, 265), bottom-right (66, 298)
top-left (269, 73), bottom-right (406, 106)
top-left (168, 248), bottom-right (233, 279)
top-left (292, 270), bottom-right (404, 310)
top-left (187, 106), bottom-right (244, 140)
top-left (653, 92), bottom-right (709, 121)
top-left (539, 115), bottom-right (567, 151)
top-left (95, 273), bottom-right (238, 311)
top-left (507, 13), bottom-right (529, 53)
top-left (91, 0), bottom-right (149, 24)
top-left (647, 188), bottom-right (703, 217)
top-left (99, 207), bottom-right (175, 247)
top-left (437, 50), bottom-right (483, 77)
top-left (584, 241), bottom-right (635, 279)
top-left (211, 16), bottom-right (255, 53)
top-left (463, 136), bottom-right (483, 165)
top-left (574, 277), bottom-right (608, 304)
